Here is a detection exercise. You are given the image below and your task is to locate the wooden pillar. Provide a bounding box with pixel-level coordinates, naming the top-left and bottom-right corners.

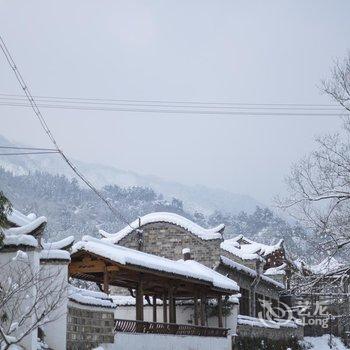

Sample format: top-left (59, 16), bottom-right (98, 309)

top-left (136, 281), bottom-right (144, 321)
top-left (193, 294), bottom-right (199, 326)
top-left (152, 296), bottom-right (157, 322)
top-left (200, 293), bottom-right (206, 326)
top-left (173, 296), bottom-right (177, 324)
top-left (162, 294), bottom-right (168, 323)
top-left (103, 265), bottom-right (109, 294)
top-left (217, 295), bottom-right (223, 328)
top-left (169, 287), bottom-right (175, 323)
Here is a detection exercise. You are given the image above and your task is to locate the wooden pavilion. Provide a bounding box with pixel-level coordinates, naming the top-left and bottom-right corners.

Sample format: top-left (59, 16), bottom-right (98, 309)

top-left (69, 236), bottom-right (239, 336)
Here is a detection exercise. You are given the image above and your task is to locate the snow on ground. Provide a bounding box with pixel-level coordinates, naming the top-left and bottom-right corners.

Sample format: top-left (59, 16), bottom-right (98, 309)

top-left (300, 335), bottom-right (348, 350)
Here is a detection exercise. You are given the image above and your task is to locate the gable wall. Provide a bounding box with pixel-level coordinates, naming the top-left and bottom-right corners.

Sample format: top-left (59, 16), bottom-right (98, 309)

top-left (116, 222), bottom-right (222, 268)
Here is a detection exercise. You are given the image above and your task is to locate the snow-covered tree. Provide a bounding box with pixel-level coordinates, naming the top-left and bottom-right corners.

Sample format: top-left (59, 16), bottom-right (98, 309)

top-left (278, 54), bottom-right (350, 255)
top-left (0, 252), bottom-right (66, 350)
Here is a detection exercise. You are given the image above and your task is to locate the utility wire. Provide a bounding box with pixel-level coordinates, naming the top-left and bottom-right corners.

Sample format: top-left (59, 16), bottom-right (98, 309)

top-left (0, 101), bottom-right (345, 117)
top-left (0, 145), bottom-right (58, 151)
top-left (0, 95), bottom-right (343, 111)
top-left (0, 151), bottom-right (60, 156)
top-left (0, 92), bottom-right (341, 108)
top-left (0, 35), bottom-right (134, 228)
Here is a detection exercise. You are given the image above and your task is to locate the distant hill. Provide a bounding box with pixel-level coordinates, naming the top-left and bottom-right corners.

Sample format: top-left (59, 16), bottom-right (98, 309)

top-left (0, 134), bottom-right (262, 215)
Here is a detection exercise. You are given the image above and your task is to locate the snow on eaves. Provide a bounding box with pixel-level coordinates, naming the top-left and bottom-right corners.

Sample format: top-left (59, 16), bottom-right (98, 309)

top-left (264, 263), bottom-right (287, 276)
top-left (4, 216), bottom-right (47, 236)
top-left (220, 255), bottom-right (285, 289)
top-left (7, 208), bottom-right (47, 229)
top-left (69, 286), bottom-right (116, 309)
top-left (100, 212), bottom-right (224, 243)
top-left (220, 239), bottom-right (264, 261)
top-left (42, 236), bottom-right (74, 250)
top-left (2, 233), bottom-right (38, 247)
top-left (72, 236), bottom-right (239, 293)
top-left (40, 249), bottom-right (71, 261)
top-left (229, 234), bottom-right (284, 257)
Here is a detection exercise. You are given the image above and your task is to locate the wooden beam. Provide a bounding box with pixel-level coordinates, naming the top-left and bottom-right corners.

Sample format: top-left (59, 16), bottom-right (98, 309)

top-left (152, 296), bottom-right (157, 322)
top-left (217, 295), bottom-right (223, 328)
top-left (163, 294), bottom-right (168, 323)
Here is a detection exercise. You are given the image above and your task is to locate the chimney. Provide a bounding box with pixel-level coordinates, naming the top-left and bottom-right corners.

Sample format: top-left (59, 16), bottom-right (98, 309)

top-left (182, 248), bottom-right (191, 261)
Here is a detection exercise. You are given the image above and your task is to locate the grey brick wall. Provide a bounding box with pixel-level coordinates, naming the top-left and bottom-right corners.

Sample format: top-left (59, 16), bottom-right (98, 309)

top-left (67, 306), bottom-right (114, 350)
top-left (117, 222), bottom-right (222, 268)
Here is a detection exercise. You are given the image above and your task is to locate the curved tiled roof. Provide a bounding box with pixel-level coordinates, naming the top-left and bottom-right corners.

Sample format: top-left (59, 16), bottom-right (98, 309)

top-left (100, 212), bottom-right (224, 243)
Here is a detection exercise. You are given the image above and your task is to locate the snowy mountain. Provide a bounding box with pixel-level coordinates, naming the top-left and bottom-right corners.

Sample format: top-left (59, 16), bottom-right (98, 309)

top-left (0, 134), bottom-right (262, 215)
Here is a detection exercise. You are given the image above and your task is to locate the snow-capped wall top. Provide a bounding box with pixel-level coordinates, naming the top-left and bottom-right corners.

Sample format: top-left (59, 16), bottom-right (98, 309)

top-left (7, 208), bottom-right (46, 228)
top-left (221, 234), bottom-right (284, 260)
top-left (310, 257), bottom-right (344, 275)
top-left (42, 236), bottom-right (75, 250)
top-left (40, 249), bottom-right (71, 261)
top-left (2, 208), bottom-right (47, 248)
top-left (72, 236), bottom-right (239, 293)
top-left (68, 286), bottom-right (116, 309)
top-left (100, 212), bottom-right (224, 243)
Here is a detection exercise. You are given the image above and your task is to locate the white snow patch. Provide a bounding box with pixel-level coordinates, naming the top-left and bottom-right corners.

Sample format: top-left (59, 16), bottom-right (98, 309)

top-left (42, 236), bottom-right (74, 250)
top-left (40, 249), bottom-right (71, 261)
top-left (100, 212), bottom-right (224, 243)
top-left (69, 286), bottom-right (116, 308)
top-left (300, 335), bottom-right (348, 350)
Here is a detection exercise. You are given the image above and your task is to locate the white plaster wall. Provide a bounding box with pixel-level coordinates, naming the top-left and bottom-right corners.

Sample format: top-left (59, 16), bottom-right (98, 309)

top-left (207, 303), bottom-right (238, 335)
top-left (101, 333), bottom-right (231, 350)
top-left (115, 305), bottom-right (193, 324)
top-left (40, 261), bottom-right (69, 350)
top-left (0, 249), bottom-right (39, 350)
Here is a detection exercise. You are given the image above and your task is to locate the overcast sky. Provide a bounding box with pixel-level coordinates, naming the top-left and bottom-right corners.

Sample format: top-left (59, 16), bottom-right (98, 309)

top-left (1, 0), bottom-right (349, 205)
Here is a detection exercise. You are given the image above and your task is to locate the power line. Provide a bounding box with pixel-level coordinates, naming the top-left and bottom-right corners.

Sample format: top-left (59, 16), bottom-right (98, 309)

top-left (0, 92), bottom-right (341, 108)
top-left (0, 151), bottom-right (60, 156)
top-left (0, 34), bottom-right (134, 229)
top-left (0, 101), bottom-right (345, 117)
top-left (0, 146), bottom-right (57, 151)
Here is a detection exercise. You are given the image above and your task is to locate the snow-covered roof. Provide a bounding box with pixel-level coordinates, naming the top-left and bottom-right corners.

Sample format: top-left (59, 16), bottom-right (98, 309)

top-left (72, 236), bottom-right (239, 293)
top-left (1, 209), bottom-right (47, 248)
top-left (221, 235), bottom-right (283, 261)
top-left (100, 212), bottom-right (224, 243)
top-left (264, 263), bottom-right (287, 276)
top-left (42, 236), bottom-right (74, 250)
top-left (310, 257), bottom-right (344, 275)
top-left (40, 249), bottom-right (71, 261)
top-left (220, 239), bottom-right (264, 261)
top-left (69, 286), bottom-right (116, 309)
top-left (220, 255), bottom-right (285, 289)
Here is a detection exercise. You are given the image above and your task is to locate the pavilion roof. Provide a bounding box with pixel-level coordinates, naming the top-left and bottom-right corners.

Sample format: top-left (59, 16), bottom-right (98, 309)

top-left (71, 236), bottom-right (239, 296)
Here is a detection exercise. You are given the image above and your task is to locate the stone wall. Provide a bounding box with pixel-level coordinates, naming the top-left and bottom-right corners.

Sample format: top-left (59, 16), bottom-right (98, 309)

top-left (236, 323), bottom-right (304, 341)
top-left (117, 222), bottom-right (222, 268)
top-left (67, 303), bottom-right (115, 350)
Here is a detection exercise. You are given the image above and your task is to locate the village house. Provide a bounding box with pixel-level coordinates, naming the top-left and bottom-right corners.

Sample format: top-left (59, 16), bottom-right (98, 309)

top-left (100, 212), bottom-right (303, 346)
top-left (0, 209), bottom-right (240, 350)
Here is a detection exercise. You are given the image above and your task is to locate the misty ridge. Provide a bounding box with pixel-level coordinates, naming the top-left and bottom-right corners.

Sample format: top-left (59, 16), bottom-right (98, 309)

top-left (0, 135), bottom-right (313, 261)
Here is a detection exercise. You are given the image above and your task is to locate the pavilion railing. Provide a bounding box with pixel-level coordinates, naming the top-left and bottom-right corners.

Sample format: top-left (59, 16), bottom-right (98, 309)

top-left (114, 318), bottom-right (228, 337)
